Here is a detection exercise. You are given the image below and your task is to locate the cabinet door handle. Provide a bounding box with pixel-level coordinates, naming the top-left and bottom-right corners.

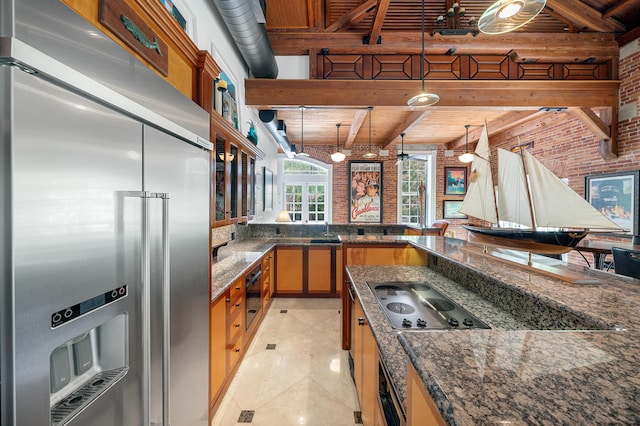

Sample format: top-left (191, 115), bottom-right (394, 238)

top-left (358, 317), bottom-right (365, 326)
top-left (235, 286), bottom-right (240, 290)
top-left (226, 298), bottom-right (231, 303)
top-left (235, 303), bottom-right (241, 307)
top-left (234, 323), bottom-right (241, 328)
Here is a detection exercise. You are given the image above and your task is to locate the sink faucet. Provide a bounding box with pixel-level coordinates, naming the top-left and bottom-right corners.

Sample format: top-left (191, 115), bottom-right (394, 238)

top-left (324, 221), bottom-right (330, 236)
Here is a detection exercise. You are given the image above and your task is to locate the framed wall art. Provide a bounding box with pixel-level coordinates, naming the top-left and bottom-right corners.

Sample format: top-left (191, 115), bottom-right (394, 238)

top-left (443, 200), bottom-right (467, 220)
top-left (263, 167), bottom-right (273, 212)
top-left (444, 167), bottom-right (467, 195)
top-left (585, 170), bottom-right (639, 234)
top-left (349, 161), bottom-right (382, 223)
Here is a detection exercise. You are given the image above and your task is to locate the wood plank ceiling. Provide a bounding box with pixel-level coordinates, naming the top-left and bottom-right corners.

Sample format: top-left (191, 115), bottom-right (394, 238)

top-left (245, 0), bottom-right (640, 156)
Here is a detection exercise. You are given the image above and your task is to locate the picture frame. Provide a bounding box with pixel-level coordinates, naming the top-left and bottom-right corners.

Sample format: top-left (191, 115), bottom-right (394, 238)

top-left (349, 161), bottom-right (383, 223)
top-left (585, 170), bottom-right (639, 235)
top-left (444, 167), bottom-right (467, 195)
top-left (443, 200), bottom-right (467, 219)
top-left (263, 167), bottom-right (273, 212)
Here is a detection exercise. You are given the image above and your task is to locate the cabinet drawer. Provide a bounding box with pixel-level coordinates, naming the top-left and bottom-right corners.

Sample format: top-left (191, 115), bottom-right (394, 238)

top-left (229, 278), bottom-right (244, 301)
top-left (229, 336), bottom-right (243, 368)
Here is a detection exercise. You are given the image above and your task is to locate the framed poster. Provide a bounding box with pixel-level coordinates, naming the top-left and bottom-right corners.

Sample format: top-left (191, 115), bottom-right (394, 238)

top-left (349, 161), bottom-right (382, 223)
top-left (585, 170), bottom-right (639, 234)
top-left (263, 167), bottom-right (273, 212)
top-left (443, 200), bottom-right (467, 219)
top-left (444, 167), bottom-right (467, 195)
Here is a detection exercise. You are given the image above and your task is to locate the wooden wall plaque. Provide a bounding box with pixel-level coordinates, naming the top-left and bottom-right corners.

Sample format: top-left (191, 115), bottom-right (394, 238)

top-left (100, 0), bottom-right (169, 76)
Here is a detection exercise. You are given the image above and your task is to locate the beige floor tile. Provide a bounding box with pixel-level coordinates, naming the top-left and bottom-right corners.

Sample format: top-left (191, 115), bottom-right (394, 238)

top-left (212, 298), bottom-right (360, 426)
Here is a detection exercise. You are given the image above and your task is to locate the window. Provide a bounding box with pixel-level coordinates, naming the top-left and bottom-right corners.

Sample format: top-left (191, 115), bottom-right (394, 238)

top-left (281, 159), bottom-right (331, 223)
top-left (397, 155), bottom-right (435, 226)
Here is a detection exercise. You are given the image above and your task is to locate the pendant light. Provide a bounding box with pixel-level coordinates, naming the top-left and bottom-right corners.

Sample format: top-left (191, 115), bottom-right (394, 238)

top-left (296, 106), bottom-right (309, 157)
top-left (407, 0), bottom-right (439, 107)
top-left (458, 124), bottom-right (474, 163)
top-left (396, 133), bottom-right (409, 165)
top-left (478, 0), bottom-right (546, 34)
top-left (331, 123), bottom-right (346, 162)
top-left (363, 107), bottom-right (377, 159)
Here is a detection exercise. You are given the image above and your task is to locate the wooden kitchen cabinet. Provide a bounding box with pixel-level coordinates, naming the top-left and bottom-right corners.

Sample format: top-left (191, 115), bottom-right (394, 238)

top-left (406, 363), bottom-right (446, 426)
top-left (351, 288), bottom-right (379, 425)
top-left (307, 246), bottom-right (332, 294)
top-left (209, 290), bottom-right (228, 409)
top-left (262, 250), bottom-right (274, 309)
top-left (344, 244), bottom-right (428, 266)
top-left (276, 245), bottom-right (341, 296)
top-left (276, 246), bottom-right (304, 295)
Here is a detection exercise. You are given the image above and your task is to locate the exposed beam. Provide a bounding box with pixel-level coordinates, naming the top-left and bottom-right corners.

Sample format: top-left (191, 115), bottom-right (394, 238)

top-left (569, 107), bottom-right (611, 140)
top-left (446, 111), bottom-right (548, 149)
top-left (545, 0), bottom-right (626, 32)
top-left (602, 0), bottom-right (637, 19)
top-left (382, 111), bottom-right (432, 149)
top-left (345, 110), bottom-right (368, 148)
top-left (245, 79), bottom-right (620, 109)
top-left (266, 31), bottom-right (619, 61)
top-left (324, 0), bottom-right (376, 32)
top-left (596, 107), bottom-right (618, 160)
top-left (368, 0), bottom-right (391, 45)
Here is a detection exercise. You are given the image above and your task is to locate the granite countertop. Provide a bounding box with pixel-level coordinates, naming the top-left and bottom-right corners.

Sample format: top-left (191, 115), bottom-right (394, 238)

top-left (345, 235), bottom-right (640, 425)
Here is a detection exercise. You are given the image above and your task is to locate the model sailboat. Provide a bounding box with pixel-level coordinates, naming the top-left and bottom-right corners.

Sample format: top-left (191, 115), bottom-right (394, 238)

top-left (459, 124), bottom-right (622, 254)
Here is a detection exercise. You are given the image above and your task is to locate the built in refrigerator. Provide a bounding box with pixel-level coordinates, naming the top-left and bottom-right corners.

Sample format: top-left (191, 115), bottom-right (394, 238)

top-left (1, 0), bottom-right (212, 424)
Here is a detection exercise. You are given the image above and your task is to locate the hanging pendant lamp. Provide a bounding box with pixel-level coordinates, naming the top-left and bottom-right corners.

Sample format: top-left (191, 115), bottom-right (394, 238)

top-left (363, 107), bottom-right (377, 159)
top-left (458, 124), bottom-right (474, 163)
top-left (407, 0), bottom-right (439, 107)
top-left (331, 124), bottom-right (346, 162)
top-left (478, 0), bottom-right (546, 34)
top-left (296, 106), bottom-right (309, 157)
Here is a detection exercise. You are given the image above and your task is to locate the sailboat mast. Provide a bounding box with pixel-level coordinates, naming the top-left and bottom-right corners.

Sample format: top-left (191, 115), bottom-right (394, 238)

top-left (517, 139), bottom-right (537, 230)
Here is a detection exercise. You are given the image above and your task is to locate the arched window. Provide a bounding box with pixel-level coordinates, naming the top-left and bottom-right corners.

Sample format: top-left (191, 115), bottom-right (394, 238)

top-left (280, 158), bottom-right (331, 223)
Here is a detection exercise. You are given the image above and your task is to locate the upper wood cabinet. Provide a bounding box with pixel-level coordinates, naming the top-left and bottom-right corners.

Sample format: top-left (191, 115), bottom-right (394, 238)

top-left (196, 51), bottom-right (264, 228)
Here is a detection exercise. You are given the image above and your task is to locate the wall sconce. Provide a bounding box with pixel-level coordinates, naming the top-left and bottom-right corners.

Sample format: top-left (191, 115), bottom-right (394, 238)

top-left (275, 209), bottom-right (291, 222)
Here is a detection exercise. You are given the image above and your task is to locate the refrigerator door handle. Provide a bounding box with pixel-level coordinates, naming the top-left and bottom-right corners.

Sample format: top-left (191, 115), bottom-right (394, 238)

top-left (123, 191), bottom-right (170, 426)
top-left (161, 193), bottom-right (171, 426)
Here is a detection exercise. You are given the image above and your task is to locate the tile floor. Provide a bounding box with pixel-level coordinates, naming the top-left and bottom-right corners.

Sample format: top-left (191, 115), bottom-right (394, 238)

top-left (211, 298), bottom-right (362, 425)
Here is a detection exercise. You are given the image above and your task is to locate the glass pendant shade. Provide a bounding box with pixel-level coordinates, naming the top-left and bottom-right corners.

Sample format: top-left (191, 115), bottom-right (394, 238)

top-left (478, 0), bottom-right (546, 34)
top-left (331, 123), bottom-right (346, 162)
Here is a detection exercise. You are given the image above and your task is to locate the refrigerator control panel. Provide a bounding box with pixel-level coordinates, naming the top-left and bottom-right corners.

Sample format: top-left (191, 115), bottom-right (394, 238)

top-left (51, 286), bottom-right (128, 328)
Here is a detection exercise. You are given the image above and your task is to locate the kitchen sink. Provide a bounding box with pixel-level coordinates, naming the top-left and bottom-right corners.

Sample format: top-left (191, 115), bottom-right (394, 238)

top-left (310, 238), bottom-right (341, 244)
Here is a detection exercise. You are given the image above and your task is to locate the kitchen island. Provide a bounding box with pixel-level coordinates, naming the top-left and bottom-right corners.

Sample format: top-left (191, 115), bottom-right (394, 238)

top-left (345, 235), bottom-right (640, 425)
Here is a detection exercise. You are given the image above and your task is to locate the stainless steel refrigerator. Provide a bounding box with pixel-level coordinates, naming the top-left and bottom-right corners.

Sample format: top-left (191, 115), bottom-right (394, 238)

top-left (1, 1), bottom-right (212, 425)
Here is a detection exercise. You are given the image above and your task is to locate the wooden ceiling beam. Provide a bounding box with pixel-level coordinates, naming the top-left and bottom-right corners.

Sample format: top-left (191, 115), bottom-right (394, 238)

top-left (382, 110), bottom-right (432, 149)
top-left (245, 79), bottom-right (620, 109)
top-left (266, 30), bottom-right (619, 61)
top-left (545, 0), bottom-right (626, 32)
top-left (446, 111), bottom-right (548, 149)
top-left (602, 0), bottom-right (637, 20)
top-left (569, 107), bottom-right (611, 140)
top-left (345, 110), bottom-right (368, 148)
top-left (324, 0), bottom-right (377, 32)
top-left (368, 0), bottom-right (391, 45)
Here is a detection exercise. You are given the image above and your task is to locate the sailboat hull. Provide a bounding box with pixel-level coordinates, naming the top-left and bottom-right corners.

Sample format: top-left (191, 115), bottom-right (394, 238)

top-left (463, 225), bottom-right (588, 255)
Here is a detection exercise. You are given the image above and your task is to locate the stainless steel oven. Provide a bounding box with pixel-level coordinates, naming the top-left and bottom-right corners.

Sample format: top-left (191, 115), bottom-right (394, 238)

top-left (245, 264), bottom-right (262, 329)
top-left (378, 360), bottom-right (405, 426)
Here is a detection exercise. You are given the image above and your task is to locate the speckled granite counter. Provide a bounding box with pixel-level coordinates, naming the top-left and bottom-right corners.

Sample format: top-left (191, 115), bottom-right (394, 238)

top-left (210, 237), bottom-right (342, 300)
top-left (345, 235), bottom-right (640, 425)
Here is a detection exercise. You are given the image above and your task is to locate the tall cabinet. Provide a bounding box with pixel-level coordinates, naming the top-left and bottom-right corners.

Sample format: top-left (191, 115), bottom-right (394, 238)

top-left (196, 51), bottom-right (264, 228)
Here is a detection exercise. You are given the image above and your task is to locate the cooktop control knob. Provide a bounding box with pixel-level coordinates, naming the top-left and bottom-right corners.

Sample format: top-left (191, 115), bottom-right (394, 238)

top-left (416, 318), bottom-right (427, 328)
top-left (402, 318), bottom-right (412, 328)
top-left (463, 318), bottom-right (474, 327)
top-left (448, 318), bottom-right (459, 327)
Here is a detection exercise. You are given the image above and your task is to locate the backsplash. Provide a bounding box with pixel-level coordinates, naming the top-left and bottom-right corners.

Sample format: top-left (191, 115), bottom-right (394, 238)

top-left (246, 223), bottom-right (407, 238)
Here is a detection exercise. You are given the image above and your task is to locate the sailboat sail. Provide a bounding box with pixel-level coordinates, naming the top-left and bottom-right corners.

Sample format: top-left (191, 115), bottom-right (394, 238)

top-left (459, 124), bottom-right (497, 223)
top-left (523, 150), bottom-right (621, 230)
top-left (497, 148), bottom-right (533, 228)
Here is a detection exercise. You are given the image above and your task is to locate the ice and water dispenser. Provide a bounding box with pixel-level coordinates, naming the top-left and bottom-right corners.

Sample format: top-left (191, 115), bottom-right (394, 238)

top-left (49, 286), bottom-right (129, 425)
